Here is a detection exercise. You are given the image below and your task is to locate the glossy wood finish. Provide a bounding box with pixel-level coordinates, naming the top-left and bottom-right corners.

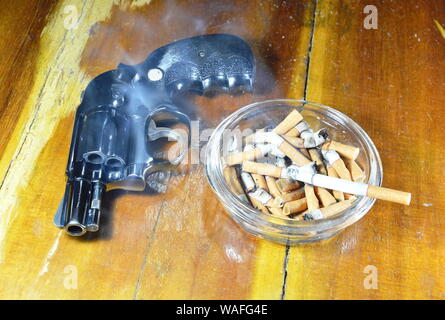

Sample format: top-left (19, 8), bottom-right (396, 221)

top-left (0, 0), bottom-right (444, 299)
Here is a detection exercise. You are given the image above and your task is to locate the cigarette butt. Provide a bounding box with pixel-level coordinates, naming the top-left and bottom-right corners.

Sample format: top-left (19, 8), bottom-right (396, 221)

top-left (314, 186), bottom-right (337, 207)
top-left (326, 165), bottom-right (345, 201)
top-left (266, 176), bottom-right (282, 198)
top-left (249, 188), bottom-right (283, 208)
top-left (345, 159), bottom-right (366, 182)
top-left (224, 147), bottom-right (267, 166)
top-left (321, 199), bottom-right (354, 218)
top-left (276, 178), bottom-right (302, 193)
top-left (366, 185), bottom-right (411, 205)
top-left (242, 161), bottom-right (283, 179)
top-left (299, 147), bottom-right (311, 158)
top-left (285, 127), bottom-right (300, 137)
top-left (269, 197), bottom-right (284, 208)
top-left (240, 171), bottom-right (256, 192)
top-left (285, 120), bottom-right (310, 137)
top-left (304, 184), bottom-right (320, 211)
top-left (329, 158), bottom-right (355, 199)
top-left (280, 135), bottom-right (310, 159)
top-left (273, 110), bottom-right (304, 135)
top-left (282, 135), bottom-right (305, 148)
top-left (283, 198), bottom-right (308, 215)
top-left (331, 158), bottom-right (353, 181)
top-left (280, 188), bottom-right (305, 202)
top-left (278, 140), bottom-right (312, 166)
top-left (248, 195), bottom-right (271, 214)
top-left (303, 199), bottom-right (353, 220)
top-left (251, 173), bottom-right (269, 191)
top-left (308, 148), bottom-right (327, 175)
top-left (322, 141), bottom-right (359, 160)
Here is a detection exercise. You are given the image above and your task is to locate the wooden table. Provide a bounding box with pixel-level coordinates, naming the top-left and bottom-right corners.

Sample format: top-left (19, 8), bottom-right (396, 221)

top-left (1, 0), bottom-right (444, 299)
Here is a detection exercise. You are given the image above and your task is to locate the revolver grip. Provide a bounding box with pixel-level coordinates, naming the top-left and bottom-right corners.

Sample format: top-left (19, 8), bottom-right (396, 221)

top-left (141, 34), bottom-right (255, 97)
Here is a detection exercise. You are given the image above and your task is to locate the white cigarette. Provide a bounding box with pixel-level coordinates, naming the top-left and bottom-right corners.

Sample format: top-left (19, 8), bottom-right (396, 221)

top-left (242, 161), bottom-right (411, 205)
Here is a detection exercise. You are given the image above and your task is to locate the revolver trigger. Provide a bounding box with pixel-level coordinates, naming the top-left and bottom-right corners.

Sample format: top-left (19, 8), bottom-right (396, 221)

top-left (147, 120), bottom-right (188, 166)
top-left (148, 120), bottom-right (182, 143)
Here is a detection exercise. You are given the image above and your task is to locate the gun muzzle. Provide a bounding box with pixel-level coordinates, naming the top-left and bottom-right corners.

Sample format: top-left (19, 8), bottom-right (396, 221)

top-left (59, 178), bottom-right (105, 236)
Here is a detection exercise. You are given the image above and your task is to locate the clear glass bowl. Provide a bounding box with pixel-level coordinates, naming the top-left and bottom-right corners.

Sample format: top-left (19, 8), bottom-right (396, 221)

top-left (205, 99), bottom-right (383, 244)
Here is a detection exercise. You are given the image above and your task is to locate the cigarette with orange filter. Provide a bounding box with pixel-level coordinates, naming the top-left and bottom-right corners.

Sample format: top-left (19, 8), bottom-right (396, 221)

top-left (265, 176), bottom-right (282, 198)
top-left (279, 188), bottom-right (305, 203)
top-left (248, 195), bottom-right (270, 214)
top-left (245, 132), bottom-right (312, 166)
top-left (276, 178), bottom-right (302, 193)
top-left (242, 161), bottom-right (411, 205)
top-left (283, 198), bottom-right (308, 215)
top-left (224, 144), bottom-right (271, 166)
top-left (281, 135), bottom-right (311, 158)
top-left (285, 120), bottom-right (310, 137)
top-left (248, 188), bottom-right (284, 208)
top-left (314, 186), bottom-right (337, 207)
top-left (308, 148), bottom-right (327, 175)
top-left (303, 199), bottom-right (354, 220)
top-left (304, 184), bottom-right (320, 211)
top-left (282, 136), bottom-right (305, 148)
top-left (345, 158), bottom-right (366, 182)
top-left (321, 149), bottom-right (352, 181)
top-left (251, 173), bottom-right (269, 191)
top-left (322, 140), bottom-right (360, 160)
top-left (272, 109), bottom-right (304, 135)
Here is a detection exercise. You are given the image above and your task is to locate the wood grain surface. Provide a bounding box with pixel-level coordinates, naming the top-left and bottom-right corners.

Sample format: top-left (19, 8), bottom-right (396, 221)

top-left (0, 0), bottom-right (444, 299)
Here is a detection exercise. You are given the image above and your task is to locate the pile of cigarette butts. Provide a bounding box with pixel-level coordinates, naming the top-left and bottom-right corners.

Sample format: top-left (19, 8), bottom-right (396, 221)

top-left (223, 109), bottom-right (411, 221)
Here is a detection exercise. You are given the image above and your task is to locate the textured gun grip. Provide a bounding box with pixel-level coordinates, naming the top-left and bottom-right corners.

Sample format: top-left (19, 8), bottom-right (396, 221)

top-left (165, 55), bottom-right (254, 96)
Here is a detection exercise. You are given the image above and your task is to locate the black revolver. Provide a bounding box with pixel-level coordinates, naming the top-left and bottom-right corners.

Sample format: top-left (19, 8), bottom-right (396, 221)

top-left (54, 34), bottom-right (255, 236)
